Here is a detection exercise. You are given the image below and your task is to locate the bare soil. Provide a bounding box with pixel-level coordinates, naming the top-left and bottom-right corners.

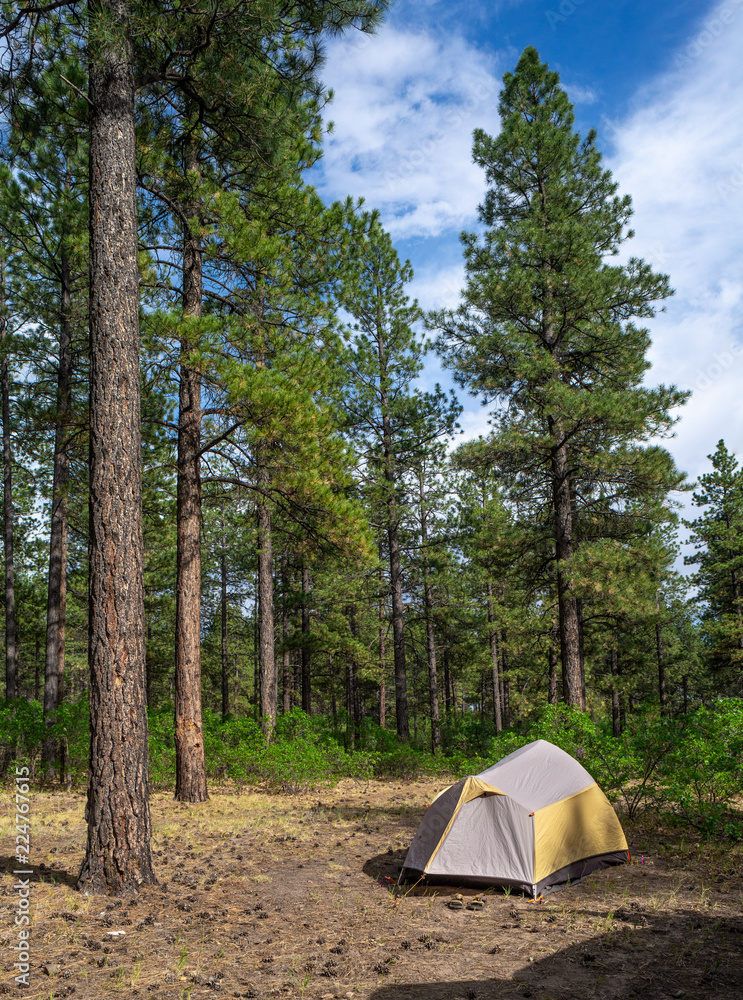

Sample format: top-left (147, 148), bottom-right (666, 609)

top-left (2, 779), bottom-right (742, 1000)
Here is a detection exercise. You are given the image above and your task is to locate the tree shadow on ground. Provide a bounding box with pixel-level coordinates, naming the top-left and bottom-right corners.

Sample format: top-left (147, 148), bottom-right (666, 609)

top-left (1, 855), bottom-right (78, 889)
top-left (364, 909), bottom-right (743, 1000)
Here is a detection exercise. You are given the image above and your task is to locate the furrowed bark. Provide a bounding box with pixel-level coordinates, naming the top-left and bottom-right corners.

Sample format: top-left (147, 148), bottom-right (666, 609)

top-left (281, 550), bottom-right (291, 714)
top-left (610, 642), bottom-right (621, 737)
top-left (486, 581), bottom-right (502, 731)
top-left (548, 618), bottom-right (559, 705)
top-left (1, 251), bottom-right (17, 700)
top-left (257, 460), bottom-right (276, 732)
top-left (375, 305), bottom-right (408, 740)
top-left (378, 548), bottom-right (386, 729)
top-left (655, 592), bottom-right (666, 714)
top-left (174, 136), bottom-right (208, 803)
top-left (301, 563), bottom-right (311, 713)
top-left (419, 470), bottom-right (440, 752)
top-left (43, 242), bottom-right (73, 776)
top-left (221, 544), bottom-right (229, 721)
top-left (78, 0), bottom-right (155, 894)
top-left (550, 418), bottom-right (583, 708)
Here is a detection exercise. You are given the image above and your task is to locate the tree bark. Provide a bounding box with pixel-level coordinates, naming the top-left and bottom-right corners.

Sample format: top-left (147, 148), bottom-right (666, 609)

top-left (78, 0), bottom-right (156, 893)
top-left (549, 420), bottom-right (583, 708)
top-left (221, 543), bottom-right (229, 721)
top-left (376, 324), bottom-right (409, 740)
top-left (419, 470), bottom-right (440, 751)
top-left (724, 509), bottom-right (743, 651)
top-left (610, 642), bottom-right (621, 738)
top-left (655, 592), bottom-right (666, 714)
top-left (281, 550), bottom-right (291, 714)
top-left (486, 581), bottom-right (502, 731)
top-left (174, 134), bottom-right (208, 804)
top-left (348, 603), bottom-right (361, 744)
top-left (548, 618), bottom-right (559, 705)
top-left (257, 462), bottom-right (276, 731)
top-left (378, 550), bottom-right (386, 729)
top-left (500, 632), bottom-right (511, 726)
top-left (329, 652), bottom-right (337, 717)
top-left (444, 647), bottom-right (451, 715)
top-left (301, 563), bottom-right (311, 713)
top-left (1, 251), bottom-right (17, 700)
top-left (43, 242), bottom-right (73, 775)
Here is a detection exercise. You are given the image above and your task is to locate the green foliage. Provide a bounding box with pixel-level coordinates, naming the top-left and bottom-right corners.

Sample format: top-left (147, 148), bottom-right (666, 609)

top-left (1, 697), bottom-right (741, 839)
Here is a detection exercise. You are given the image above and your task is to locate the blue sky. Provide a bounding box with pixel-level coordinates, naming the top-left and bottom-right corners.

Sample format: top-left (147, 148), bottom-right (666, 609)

top-left (313, 0), bottom-right (743, 541)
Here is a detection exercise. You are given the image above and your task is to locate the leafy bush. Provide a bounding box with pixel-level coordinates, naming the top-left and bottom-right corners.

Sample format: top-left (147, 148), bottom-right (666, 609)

top-left (2, 696), bottom-right (741, 838)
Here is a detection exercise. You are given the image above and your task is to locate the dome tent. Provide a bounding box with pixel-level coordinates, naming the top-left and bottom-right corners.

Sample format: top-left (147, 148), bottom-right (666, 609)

top-left (401, 740), bottom-right (629, 898)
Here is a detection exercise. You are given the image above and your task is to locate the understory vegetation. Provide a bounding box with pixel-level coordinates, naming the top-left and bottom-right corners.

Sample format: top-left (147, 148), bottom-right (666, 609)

top-left (3, 698), bottom-right (742, 840)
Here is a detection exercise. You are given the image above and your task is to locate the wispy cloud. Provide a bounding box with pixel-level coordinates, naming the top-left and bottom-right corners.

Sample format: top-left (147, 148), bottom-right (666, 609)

top-left (606, 0), bottom-right (743, 483)
top-left (319, 25), bottom-right (501, 237)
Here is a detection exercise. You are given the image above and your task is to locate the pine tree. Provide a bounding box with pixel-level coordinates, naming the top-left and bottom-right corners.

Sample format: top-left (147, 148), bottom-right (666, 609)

top-left (685, 440), bottom-right (743, 685)
top-left (434, 47), bottom-right (686, 709)
top-left (339, 212), bottom-right (460, 739)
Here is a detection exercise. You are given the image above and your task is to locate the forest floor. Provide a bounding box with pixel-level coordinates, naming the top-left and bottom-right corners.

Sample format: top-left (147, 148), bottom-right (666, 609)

top-left (1, 778), bottom-right (742, 1000)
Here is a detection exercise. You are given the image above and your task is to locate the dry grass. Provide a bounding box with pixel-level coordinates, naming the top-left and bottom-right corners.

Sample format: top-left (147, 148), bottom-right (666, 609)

top-left (1, 779), bottom-right (742, 1000)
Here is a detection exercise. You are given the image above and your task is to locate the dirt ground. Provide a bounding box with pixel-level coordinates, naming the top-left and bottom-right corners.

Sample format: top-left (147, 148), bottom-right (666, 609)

top-left (1, 778), bottom-right (742, 1000)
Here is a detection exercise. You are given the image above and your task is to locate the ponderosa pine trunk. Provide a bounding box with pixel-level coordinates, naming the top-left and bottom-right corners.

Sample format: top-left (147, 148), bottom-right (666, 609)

top-left (610, 642), bottom-right (621, 737)
top-left (348, 603), bottom-right (361, 744)
top-left (655, 592), bottom-right (666, 714)
top-left (221, 544), bottom-right (229, 721)
top-left (549, 420), bottom-right (583, 708)
top-left (378, 549), bottom-right (386, 729)
top-left (419, 471), bottom-right (440, 751)
top-left (281, 550), bottom-right (291, 714)
top-left (486, 581), bottom-right (502, 731)
top-left (548, 618), bottom-right (559, 705)
top-left (257, 460), bottom-right (276, 731)
top-left (373, 308), bottom-right (409, 740)
top-left (78, 0), bottom-right (155, 894)
top-left (1, 251), bottom-right (17, 700)
top-left (43, 243), bottom-right (73, 776)
top-left (174, 138), bottom-right (208, 803)
top-left (724, 509), bottom-right (743, 651)
top-left (301, 563), bottom-right (311, 713)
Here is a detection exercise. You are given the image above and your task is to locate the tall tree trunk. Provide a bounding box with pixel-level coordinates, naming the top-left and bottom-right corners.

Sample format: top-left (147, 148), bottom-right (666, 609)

top-left (221, 543), bottom-right (229, 721)
top-left (549, 421), bottom-right (583, 707)
top-left (78, 0), bottom-right (155, 893)
top-left (486, 581), bottom-right (502, 731)
top-left (682, 675), bottom-right (688, 714)
top-left (281, 550), bottom-right (291, 714)
top-left (500, 632), bottom-right (511, 726)
top-left (257, 461), bottom-right (276, 732)
top-left (419, 470), bottom-right (440, 752)
top-left (610, 642), bottom-right (621, 738)
top-left (301, 563), bottom-right (311, 713)
top-left (174, 134), bottom-right (208, 804)
top-left (1, 251), bottom-right (17, 700)
top-left (655, 592), bottom-right (666, 714)
top-left (444, 647), bottom-right (451, 714)
top-left (577, 598), bottom-right (587, 708)
top-left (329, 652), bottom-right (337, 717)
top-left (378, 551), bottom-right (386, 729)
top-left (253, 572), bottom-right (259, 715)
top-left (548, 617), bottom-right (559, 705)
top-left (376, 326), bottom-right (408, 739)
top-left (724, 510), bottom-right (743, 650)
top-left (348, 603), bottom-right (361, 744)
top-left (43, 243), bottom-right (73, 776)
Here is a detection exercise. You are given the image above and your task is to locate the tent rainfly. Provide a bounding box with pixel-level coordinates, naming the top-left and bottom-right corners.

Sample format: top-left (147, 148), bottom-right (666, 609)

top-left (401, 740), bottom-right (629, 898)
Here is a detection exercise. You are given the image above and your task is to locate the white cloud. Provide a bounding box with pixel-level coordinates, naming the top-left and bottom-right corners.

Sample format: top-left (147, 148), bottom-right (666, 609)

top-left (607, 0), bottom-right (743, 487)
top-left (319, 25), bottom-right (499, 237)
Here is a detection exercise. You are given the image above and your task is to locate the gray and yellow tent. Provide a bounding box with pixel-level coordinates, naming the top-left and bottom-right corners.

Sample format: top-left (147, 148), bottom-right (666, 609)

top-left (401, 740), bottom-right (629, 898)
